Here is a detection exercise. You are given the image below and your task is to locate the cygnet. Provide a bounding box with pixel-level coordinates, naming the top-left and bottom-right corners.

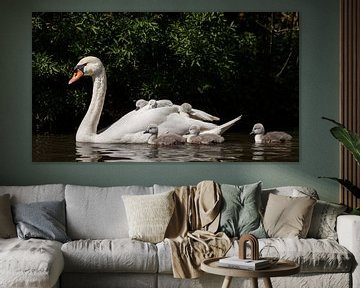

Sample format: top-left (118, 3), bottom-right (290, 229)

top-left (144, 124), bottom-right (186, 145)
top-left (187, 125), bottom-right (224, 144)
top-left (135, 99), bottom-right (173, 110)
top-left (250, 123), bottom-right (292, 143)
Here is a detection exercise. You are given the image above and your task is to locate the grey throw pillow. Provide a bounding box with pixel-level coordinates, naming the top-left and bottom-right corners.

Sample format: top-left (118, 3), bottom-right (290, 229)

top-left (307, 200), bottom-right (347, 240)
top-left (12, 200), bottom-right (70, 243)
top-left (218, 182), bottom-right (266, 238)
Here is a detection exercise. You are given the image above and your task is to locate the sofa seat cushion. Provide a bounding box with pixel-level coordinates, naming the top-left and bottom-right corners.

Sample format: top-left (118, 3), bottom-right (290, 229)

top-left (0, 238), bottom-right (64, 288)
top-left (157, 238), bottom-right (354, 274)
top-left (62, 239), bottom-right (158, 273)
top-left (254, 238), bottom-right (353, 273)
top-left (65, 185), bottom-right (154, 239)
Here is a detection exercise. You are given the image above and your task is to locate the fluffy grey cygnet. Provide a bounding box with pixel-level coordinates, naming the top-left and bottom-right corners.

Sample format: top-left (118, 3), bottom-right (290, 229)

top-left (250, 123), bottom-right (292, 143)
top-left (187, 125), bottom-right (224, 144)
top-left (144, 124), bottom-right (186, 145)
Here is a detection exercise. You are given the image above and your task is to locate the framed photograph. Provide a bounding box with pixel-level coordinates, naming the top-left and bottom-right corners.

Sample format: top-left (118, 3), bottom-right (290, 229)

top-left (32, 12), bottom-right (299, 162)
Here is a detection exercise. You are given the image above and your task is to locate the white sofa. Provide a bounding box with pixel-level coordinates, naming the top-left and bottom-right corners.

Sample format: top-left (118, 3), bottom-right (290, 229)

top-left (0, 183), bottom-right (359, 288)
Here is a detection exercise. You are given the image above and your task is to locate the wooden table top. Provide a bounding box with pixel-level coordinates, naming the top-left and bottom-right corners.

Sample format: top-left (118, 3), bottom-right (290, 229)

top-left (201, 257), bottom-right (300, 278)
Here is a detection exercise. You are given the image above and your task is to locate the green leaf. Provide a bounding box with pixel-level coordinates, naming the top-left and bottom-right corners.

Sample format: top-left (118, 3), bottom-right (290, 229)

top-left (351, 208), bottom-right (360, 215)
top-left (322, 117), bottom-right (360, 165)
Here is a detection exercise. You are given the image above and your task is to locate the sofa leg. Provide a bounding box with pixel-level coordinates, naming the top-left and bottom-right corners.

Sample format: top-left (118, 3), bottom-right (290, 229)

top-left (221, 276), bottom-right (232, 288)
top-left (263, 277), bottom-right (273, 288)
top-left (251, 277), bottom-right (258, 288)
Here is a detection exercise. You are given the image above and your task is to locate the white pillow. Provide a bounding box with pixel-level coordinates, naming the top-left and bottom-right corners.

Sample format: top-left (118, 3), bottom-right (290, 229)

top-left (122, 191), bottom-right (175, 243)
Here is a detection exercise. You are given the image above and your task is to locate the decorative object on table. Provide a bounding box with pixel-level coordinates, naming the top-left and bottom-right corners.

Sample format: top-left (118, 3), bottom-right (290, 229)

top-left (238, 233), bottom-right (260, 260)
top-left (224, 233), bottom-right (271, 270)
top-left (259, 245), bottom-right (280, 265)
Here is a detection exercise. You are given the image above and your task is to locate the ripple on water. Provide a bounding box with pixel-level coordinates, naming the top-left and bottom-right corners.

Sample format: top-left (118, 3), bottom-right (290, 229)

top-left (32, 133), bottom-right (299, 162)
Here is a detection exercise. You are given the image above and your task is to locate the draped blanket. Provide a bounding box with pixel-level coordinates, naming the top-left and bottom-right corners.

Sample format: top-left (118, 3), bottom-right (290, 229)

top-left (165, 180), bottom-right (231, 278)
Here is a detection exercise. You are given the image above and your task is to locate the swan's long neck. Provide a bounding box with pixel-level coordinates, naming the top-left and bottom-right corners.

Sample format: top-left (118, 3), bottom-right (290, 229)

top-left (76, 70), bottom-right (107, 142)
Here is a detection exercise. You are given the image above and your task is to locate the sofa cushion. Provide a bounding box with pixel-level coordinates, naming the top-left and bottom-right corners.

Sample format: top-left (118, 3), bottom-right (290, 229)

top-left (122, 191), bottom-right (175, 243)
top-left (12, 200), bottom-right (70, 243)
top-left (153, 184), bottom-right (176, 194)
top-left (263, 193), bottom-right (316, 238)
top-left (257, 238), bottom-right (354, 273)
top-left (158, 237), bottom-right (353, 274)
top-left (65, 185), bottom-right (154, 239)
top-left (218, 182), bottom-right (266, 238)
top-left (61, 273), bottom-right (157, 288)
top-left (0, 238), bottom-right (64, 288)
top-left (61, 239), bottom-right (158, 273)
top-left (0, 184), bottom-right (65, 204)
top-left (307, 200), bottom-right (347, 240)
top-left (261, 186), bottom-right (319, 212)
top-left (0, 194), bottom-right (16, 238)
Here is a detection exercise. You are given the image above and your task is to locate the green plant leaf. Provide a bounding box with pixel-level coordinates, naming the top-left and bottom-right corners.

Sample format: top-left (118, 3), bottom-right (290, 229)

top-left (319, 177), bottom-right (360, 198)
top-left (322, 117), bottom-right (360, 165)
top-left (351, 208), bottom-right (360, 215)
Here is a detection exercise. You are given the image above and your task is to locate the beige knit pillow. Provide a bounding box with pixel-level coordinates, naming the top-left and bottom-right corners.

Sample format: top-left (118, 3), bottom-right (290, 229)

top-left (122, 191), bottom-right (175, 243)
top-left (0, 194), bottom-right (17, 238)
top-left (263, 193), bottom-right (316, 238)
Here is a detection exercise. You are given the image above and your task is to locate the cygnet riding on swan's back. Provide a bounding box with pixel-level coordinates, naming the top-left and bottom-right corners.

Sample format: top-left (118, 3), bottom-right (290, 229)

top-left (68, 56), bottom-right (242, 143)
top-left (144, 124), bottom-right (185, 145)
top-left (187, 125), bottom-right (224, 144)
top-left (136, 99), bottom-right (173, 110)
top-left (136, 99), bottom-right (158, 111)
top-left (250, 123), bottom-right (292, 143)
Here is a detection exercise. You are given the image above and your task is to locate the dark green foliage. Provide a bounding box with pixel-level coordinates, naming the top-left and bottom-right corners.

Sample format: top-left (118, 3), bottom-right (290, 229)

top-left (32, 12), bottom-right (299, 134)
top-left (322, 117), bottom-right (360, 165)
top-left (320, 117), bottom-right (360, 199)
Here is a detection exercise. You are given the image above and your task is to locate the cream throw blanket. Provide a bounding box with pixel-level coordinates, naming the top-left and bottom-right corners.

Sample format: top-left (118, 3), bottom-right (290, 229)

top-left (165, 180), bottom-right (231, 278)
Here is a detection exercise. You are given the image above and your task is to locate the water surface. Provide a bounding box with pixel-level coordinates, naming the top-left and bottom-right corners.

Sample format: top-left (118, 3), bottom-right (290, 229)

top-left (33, 133), bottom-right (298, 162)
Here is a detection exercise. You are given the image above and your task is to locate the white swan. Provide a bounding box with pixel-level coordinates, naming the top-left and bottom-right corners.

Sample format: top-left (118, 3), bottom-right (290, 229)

top-left (144, 124), bottom-right (185, 145)
top-left (187, 125), bottom-right (224, 144)
top-left (68, 56), bottom-right (242, 143)
top-left (250, 123), bottom-right (292, 143)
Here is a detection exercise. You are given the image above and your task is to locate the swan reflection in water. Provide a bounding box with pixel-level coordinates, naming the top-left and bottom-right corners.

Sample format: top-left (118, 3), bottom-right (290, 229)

top-left (32, 134), bottom-right (298, 162)
top-left (74, 135), bottom-right (297, 162)
top-left (75, 141), bottom-right (228, 162)
top-left (251, 141), bottom-right (294, 161)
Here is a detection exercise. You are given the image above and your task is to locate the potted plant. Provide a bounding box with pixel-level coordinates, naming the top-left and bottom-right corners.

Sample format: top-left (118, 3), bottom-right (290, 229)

top-left (320, 117), bottom-right (360, 215)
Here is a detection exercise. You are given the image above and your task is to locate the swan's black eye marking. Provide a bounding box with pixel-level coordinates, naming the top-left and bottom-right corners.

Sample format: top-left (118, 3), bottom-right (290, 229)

top-left (73, 63), bottom-right (87, 72)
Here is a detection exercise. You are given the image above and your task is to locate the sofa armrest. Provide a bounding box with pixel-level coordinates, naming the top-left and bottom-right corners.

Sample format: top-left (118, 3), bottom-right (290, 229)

top-left (337, 215), bottom-right (360, 288)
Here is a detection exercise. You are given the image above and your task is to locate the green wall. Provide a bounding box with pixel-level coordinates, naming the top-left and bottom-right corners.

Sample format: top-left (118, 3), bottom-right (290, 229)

top-left (0, 0), bottom-right (340, 202)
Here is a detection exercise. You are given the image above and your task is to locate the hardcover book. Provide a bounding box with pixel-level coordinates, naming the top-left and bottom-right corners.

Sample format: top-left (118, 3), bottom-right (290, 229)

top-left (218, 257), bottom-right (271, 270)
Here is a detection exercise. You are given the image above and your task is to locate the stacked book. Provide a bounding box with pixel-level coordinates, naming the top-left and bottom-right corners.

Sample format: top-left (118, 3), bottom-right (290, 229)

top-left (218, 257), bottom-right (271, 270)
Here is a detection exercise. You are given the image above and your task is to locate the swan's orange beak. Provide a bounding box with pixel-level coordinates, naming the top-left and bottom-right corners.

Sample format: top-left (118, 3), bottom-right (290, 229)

top-left (68, 69), bottom-right (84, 85)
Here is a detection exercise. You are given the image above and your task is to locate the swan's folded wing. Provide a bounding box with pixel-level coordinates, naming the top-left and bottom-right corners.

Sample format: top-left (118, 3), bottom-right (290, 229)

top-left (189, 109), bottom-right (220, 121)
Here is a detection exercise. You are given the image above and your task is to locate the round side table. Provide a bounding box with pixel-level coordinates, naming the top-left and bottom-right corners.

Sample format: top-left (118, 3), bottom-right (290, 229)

top-left (201, 257), bottom-right (300, 288)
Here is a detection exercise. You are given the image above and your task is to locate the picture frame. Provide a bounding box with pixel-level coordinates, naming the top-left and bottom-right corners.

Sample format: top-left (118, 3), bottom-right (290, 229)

top-left (32, 12), bottom-right (299, 162)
